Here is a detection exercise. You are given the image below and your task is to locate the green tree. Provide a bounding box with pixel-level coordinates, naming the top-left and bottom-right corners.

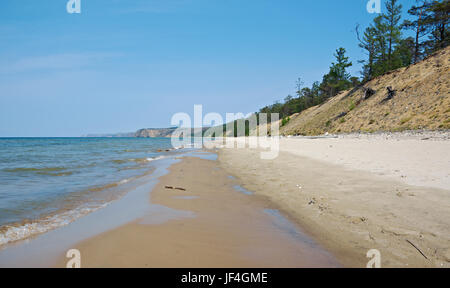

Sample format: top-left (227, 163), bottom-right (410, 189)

top-left (403, 1), bottom-right (432, 63)
top-left (357, 24), bottom-right (378, 80)
top-left (321, 48), bottom-right (353, 97)
top-left (422, 0), bottom-right (449, 53)
top-left (384, 0), bottom-right (403, 69)
top-left (373, 15), bottom-right (389, 76)
top-left (393, 37), bottom-right (415, 66)
top-left (331, 47), bottom-right (353, 81)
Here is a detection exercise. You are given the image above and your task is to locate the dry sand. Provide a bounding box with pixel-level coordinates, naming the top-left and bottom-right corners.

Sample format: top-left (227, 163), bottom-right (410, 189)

top-left (280, 134), bottom-right (450, 190)
top-left (217, 135), bottom-right (450, 267)
top-left (55, 156), bottom-right (339, 268)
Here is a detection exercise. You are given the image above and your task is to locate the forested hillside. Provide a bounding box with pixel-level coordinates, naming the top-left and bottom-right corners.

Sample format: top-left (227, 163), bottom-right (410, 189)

top-left (279, 46), bottom-right (449, 135)
top-left (257, 0), bottom-right (449, 128)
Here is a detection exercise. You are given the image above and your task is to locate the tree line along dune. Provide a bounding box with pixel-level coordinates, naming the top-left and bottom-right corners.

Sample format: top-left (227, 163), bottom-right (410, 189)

top-left (250, 0), bottom-right (449, 136)
top-left (278, 46), bottom-right (450, 136)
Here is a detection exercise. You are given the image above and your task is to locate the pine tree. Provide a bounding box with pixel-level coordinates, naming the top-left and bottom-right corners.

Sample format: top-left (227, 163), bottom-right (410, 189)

top-left (373, 15), bottom-right (389, 76)
top-left (332, 47), bottom-right (353, 81)
top-left (321, 48), bottom-right (353, 97)
top-left (423, 0), bottom-right (450, 53)
top-left (384, 0), bottom-right (403, 70)
top-left (403, 1), bottom-right (432, 63)
top-left (393, 37), bottom-right (415, 67)
top-left (357, 24), bottom-right (378, 80)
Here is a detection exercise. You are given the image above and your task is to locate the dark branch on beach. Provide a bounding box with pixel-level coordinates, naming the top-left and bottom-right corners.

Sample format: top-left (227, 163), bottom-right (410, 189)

top-left (406, 239), bottom-right (428, 260)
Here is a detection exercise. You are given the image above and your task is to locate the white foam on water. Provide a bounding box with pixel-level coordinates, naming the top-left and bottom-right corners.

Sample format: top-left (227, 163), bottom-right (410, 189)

top-left (147, 156), bottom-right (166, 162)
top-left (0, 174), bottom-right (141, 248)
top-left (0, 203), bottom-right (109, 247)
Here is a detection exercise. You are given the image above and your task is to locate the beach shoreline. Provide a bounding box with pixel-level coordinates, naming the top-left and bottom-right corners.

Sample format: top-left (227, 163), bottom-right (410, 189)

top-left (54, 154), bottom-right (339, 268)
top-left (1, 133), bottom-right (448, 268)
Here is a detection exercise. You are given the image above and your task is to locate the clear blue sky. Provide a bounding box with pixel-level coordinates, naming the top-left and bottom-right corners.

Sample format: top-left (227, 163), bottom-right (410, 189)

top-left (0, 0), bottom-right (414, 136)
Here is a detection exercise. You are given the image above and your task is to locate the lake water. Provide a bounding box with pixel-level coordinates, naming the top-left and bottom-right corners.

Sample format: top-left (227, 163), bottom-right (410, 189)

top-left (0, 137), bottom-right (175, 246)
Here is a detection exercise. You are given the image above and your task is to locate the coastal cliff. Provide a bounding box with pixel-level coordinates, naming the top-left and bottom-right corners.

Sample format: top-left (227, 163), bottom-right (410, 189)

top-left (135, 127), bottom-right (211, 138)
top-left (84, 127), bottom-right (210, 138)
top-left (135, 128), bottom-right (177, 138)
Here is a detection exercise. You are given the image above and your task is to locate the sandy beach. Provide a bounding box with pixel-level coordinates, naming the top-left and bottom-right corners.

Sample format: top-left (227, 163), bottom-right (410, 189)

top-left (0, 133), bottom-right (447, 268)
top-left (217, 134), bottom-right (450, 267)
top-left (41, 132), bottom-right (449, 268)
top-left (54, 155), bottom-right (339, 268)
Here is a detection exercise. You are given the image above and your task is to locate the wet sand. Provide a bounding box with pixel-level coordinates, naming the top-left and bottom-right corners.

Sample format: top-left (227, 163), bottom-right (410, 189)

top-left (55, 156), bottom-right (339, 268)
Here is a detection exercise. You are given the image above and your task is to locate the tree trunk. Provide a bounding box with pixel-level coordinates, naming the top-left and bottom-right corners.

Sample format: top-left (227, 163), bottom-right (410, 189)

top-left (414, 7), bottom-right (424, 64)
top-left (388, 36), bottom-right (392, 69)
top-left (439, 23), bottom-right (445, 48)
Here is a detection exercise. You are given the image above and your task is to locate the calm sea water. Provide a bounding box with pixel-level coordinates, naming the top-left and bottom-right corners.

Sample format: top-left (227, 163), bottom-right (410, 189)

top-left (0, 137), bottom-right (175, 246)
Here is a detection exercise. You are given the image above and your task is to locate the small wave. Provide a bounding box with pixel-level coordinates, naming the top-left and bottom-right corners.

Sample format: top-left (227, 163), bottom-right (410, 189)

top-left (133, 158), bottom-right (152, 164)
top-left (88, 176), bottom-right (135, 192)
top-left (112, 156), bottom-right (165, 165)
top-left (147, 156), bottom-right (166, 162)
top-left (3, 167), bottom-right (67, 173)
top-left (0, 174), bottom-right (143, 247)
top-left (118, 166), bottom-right (142, 171)
top-left (0, 203), bottom-right (108, 247)
top-left (2, 166), bottom-right (74, 177)
top-left (39, 171), bottom-right (74, 177)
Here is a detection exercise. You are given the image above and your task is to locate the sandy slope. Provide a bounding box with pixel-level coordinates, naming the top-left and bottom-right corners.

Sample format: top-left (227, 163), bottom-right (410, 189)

top-left (218, 136), bottom-right (450, 267)
top-left (279, 47), bottom-right (450, 135)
